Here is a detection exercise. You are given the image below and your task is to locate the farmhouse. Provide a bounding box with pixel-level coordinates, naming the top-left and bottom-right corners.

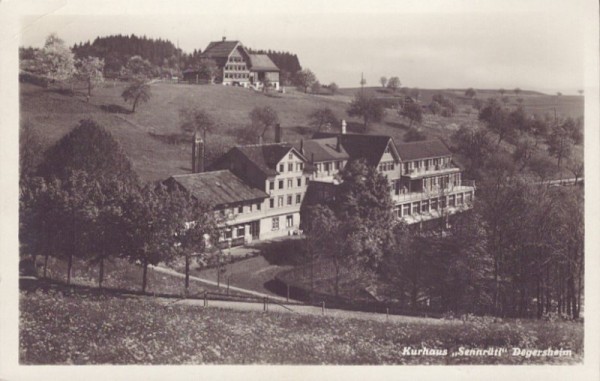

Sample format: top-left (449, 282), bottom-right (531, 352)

top-left (193, 37), bottom-right (280, 90)
top-left (166, 121), bottom-right (475, 246)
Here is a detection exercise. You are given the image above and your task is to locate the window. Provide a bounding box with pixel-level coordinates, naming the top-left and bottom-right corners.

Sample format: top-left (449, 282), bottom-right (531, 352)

top-left (278, 196), bottom-right (284, 207)
top-left (287, 179), bottom-right (293, 188)
top-left (421, 200), bottom-right (429, 213)
top-left (279, 180), bottom-right (284, 189)
top-left (286, 215), bottom-right (294, 227)
top-left (441, 197), bottom-right (447, 208)
top-left (335, 161), bottom-right (341, 170)
top-left (269, 181), bottom-right (275, 190)
top-left (288, 153), bottom-right (293, 160)
top-left (431, 199), bottom-right (438, 210)
top-left (269, 198), bottom-right (274, 208)
top-left (236, 226), bottom-right (245, 237)
top-left (412, 202), bottom-right (420, 214)
top-left (296, 194), bottom-right (302, 204)
top-left (249, 204), bottom-right (253, 212)
top-left (403, 204), bottom-right (411, 216)
top-left (257, 202), bottom-right (262, 211)
top-left (272, 217), bottom-right (279, 230)
top-left (325, 162), bottom-right (331, 172)
top-left (458, 193), bottom-right (464, 205)
top-left (297, 163), bottom-right (304, 171)
top-left (287, 195), bottom-right (293, 205)
top-left (297, 177), bottom-right (302, 187)
top-left (449, 195), bottom-right (456, 207)
top-left (225, 228), bottom-right (232, 239)
top-left (238, 205), bottom-right (243, 214)
top-left (288, 163), bottom-right (294, 172)
top-left (466, 192), bottom-right (473, 202)
top-left (279, 164), bottom-right (284, 172)
top-left (305, 177), bottom-right (309, 185)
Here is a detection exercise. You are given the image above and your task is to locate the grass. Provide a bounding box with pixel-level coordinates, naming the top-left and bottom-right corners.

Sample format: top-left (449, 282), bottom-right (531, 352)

top-left (19, 289), bottom-right (583, 364)
top-left (32, 255), bottom-right (225, 297)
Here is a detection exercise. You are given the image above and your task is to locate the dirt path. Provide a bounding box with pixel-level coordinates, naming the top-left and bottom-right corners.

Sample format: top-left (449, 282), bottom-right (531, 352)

top-left (151, 265), bottom-right (452, 325)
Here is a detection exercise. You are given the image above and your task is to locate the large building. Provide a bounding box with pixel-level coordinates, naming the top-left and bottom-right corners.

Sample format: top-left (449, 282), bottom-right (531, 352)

top-left (187, 38), bottom-right (280, 90)
top-left (165, 122), bottom-right (475, 246)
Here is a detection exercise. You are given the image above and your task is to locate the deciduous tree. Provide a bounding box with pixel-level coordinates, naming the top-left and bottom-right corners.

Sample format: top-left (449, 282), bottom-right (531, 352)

top-left (295, 69), bottom-right (317, 93)
top-left (75, 56), bottom-right (105, 97)
top-left (122, 79), bottom-right (152, 113)
top-left (308, 107), bottom-right (338, 132)
top-left (249, 106), bottom-right (280, 140)
top-left (387, 77), bottom-right (401, 92)
top-left (347, 92), bottom-right (385, 131)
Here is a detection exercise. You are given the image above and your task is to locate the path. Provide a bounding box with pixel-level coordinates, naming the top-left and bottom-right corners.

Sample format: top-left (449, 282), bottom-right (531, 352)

top-left (150, 265), bottom-right (451, 325)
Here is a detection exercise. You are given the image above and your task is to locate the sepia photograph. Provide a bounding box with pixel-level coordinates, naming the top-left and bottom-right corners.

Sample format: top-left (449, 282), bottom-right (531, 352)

top-left (1, 0), bottom-right (599, 379)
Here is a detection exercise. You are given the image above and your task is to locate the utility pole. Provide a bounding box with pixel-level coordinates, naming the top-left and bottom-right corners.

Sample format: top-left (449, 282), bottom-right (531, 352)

top-left (360, 72), bottom-right (366, 91)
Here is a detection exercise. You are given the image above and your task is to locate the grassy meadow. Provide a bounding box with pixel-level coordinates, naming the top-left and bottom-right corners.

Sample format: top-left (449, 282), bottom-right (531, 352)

top-left (20, 289), bottom-right (583, 365)
top-left (21, 81), bottom-right (584, 182)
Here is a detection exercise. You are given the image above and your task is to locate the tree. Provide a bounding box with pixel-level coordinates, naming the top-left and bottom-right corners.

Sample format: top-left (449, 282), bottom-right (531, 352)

top-left (328, 82), bottom-right (339, 95)
top-left (75, 56), bottom-right (105, 97)
top-left (19, 122), bottom-right (47, 179)
top-left (121, 185), bottom-right (176, 293)
top-left (431, 93), bottom-right (456, 117)
top-left (262, 76), bottom-right (272, 93)
top-left (179, 107), bottom-right (215, 143)
top-left (499, 88), bottom-right (506, 96)
top-left (465, 88), bottom-right (477, 99)
top-left (310, 81), bottom-right (321, 94)
top-left (450, 125), bottom-right (495, 180)
top-left (39, 119), bottom-right (137, 183)
top-left (308, 107), bottom-right (338, 132)
top-left (347, 92), bottom-right (385, 131)
top-left (400, 102), bottom-right (423, 128)
top-left (295, 69), bottom-right (317, 93)
top-left (249, 106), bottom-right (279, 139)
top-left (546, 117), bottom-right (581, 167)
top-left (380, 76), bottom-right (388, 88)
top-left (124, 55), bottom-right (154, 80)
top-left (36, 33), bottom-right (76, 85)
top-left (197, 59), bottom-right (219, 83)
top-left (478, 98), bottom-right (514, 146)
top-left (387, 77), bottom-right (401, 92)
top-left (122, 79), bottom-right (152, 113)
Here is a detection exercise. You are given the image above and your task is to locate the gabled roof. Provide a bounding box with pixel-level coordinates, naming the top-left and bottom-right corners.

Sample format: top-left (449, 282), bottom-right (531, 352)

top-left (248, 54), bottom-right (279, 71)
top-left (293, 137), bottom-right (349, 163)
top-left (200, 40), bottom-right (241, 59)
top-left (396, 139), bottom-right (452, 161)
top-left (233, 143), bottom-right (306, 176)
top-left (167, 170), bottom-right (268, 207)
top-left (312, 132), bottom-right (398, 166)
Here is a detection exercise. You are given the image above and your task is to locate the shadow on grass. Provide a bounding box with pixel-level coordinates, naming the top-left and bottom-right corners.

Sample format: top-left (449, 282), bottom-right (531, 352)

top-left (258, 239), bottom-right (306, 266)
top-left (289, 125), bottom-right (314, 136)
top-left (386, 121), bottom-right (410, 130)
top-left (148, 132), bottom-right (191, 145)
top-left (346, 121), bottom-right (367, 133)
top-left (100, 104), bottom-right (132, 114)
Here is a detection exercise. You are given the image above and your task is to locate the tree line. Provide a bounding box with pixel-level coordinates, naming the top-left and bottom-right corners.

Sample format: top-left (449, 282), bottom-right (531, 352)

top-left (19, 119), bottom-right (221, 294)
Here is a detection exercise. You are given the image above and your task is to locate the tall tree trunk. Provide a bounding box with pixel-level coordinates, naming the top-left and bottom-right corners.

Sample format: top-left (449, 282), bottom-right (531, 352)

top-left (67, 254), bottom-right (73, 285)
top-left (142, 259), bottom-right (148, 293)
top-left (185, 254), bottom-right (190, 297)
top-left (334, 258), bottom-right (340, 298)
top-left (98, 257), bottom-right (105, 289)
top-left (43, 253), bottom-right (50, 278)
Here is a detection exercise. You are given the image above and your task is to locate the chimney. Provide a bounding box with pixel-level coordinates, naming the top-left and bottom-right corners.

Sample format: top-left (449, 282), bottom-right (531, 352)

top-left (341, 119), bottom-right (347, 134)
top-left (192, 131), bottom-right (204, 173)
top-left (275, 124), bottom-right (282, 143)
top-left (222, 36), bottom-right (226, 42)
top-left (336, 135), bottom-right (341, 152)
top-left (300, 139), bottom-right (305, 155)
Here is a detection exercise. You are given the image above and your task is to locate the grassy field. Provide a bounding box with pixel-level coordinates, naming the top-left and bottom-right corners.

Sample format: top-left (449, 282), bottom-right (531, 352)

top-left (20, 81), bottom-right (584, 183)
top-left (19, 289), bottom-right (582, 365)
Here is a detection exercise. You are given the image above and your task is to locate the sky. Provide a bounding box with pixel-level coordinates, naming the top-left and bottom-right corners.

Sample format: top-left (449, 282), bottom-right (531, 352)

top-left (18, 0), bottom-right (590, 94)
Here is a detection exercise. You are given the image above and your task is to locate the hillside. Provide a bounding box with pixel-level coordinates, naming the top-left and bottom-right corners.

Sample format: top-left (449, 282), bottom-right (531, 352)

top-left (20, 289), bottom-right (582, 364)
top-left (20, 81), bottom-right (584, 182)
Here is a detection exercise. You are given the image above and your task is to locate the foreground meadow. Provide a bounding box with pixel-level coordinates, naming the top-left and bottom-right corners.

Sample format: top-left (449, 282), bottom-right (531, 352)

top-left (20, 290), bottom-right (582, 365)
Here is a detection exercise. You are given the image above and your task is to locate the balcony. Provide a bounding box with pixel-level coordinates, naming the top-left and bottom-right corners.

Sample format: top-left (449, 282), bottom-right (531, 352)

top-left (391, 183), bottom-right (475, 204)
top-left (399, 203), bottom-right (473, 225)
top-left (401, 165), bottom-right (460, 180)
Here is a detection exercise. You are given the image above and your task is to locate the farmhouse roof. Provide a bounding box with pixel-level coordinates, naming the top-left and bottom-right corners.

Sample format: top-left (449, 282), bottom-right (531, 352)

top-left (167, 170), bottom-right (268, 207)
top-left (200, 40), bottom-right (241, 59)
top-left (233, 143), bottom-right (305, 176)
top-left (248, 54), bottom-right (279, 71)
top-left (294, 137), bottom-right (349, 163)
top-left (312, 132), bottom-right (396, 166)
top-left (395, 139), bottom-right (452, 161)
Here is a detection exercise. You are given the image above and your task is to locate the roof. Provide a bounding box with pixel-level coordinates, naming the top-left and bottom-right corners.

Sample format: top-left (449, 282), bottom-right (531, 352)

top-left (396, 139), bottom-right (452, 161)
top-left (200, 40), bottom-right (241, 59)
top-left (235, 143), bottom-right (304, 176)
top-left (248, 54), bottom-right (279, 71)
top-left (312, 132), bottom-right (396, 166)
top-left (168, 170), bottom-right (268, 207)
top-left (293, 138), bottom-right (349, 163)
